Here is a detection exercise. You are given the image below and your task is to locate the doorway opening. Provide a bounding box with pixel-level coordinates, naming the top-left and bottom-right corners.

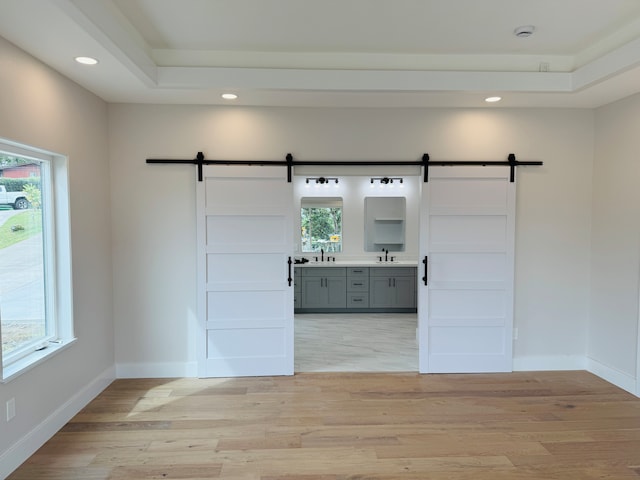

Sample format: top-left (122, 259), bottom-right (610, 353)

top-left (293, 170), bottom-right (420, 373)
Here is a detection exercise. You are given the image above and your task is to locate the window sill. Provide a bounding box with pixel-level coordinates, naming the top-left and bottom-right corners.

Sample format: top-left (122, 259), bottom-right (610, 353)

top-left (2, 337), bottom-right (77, 383)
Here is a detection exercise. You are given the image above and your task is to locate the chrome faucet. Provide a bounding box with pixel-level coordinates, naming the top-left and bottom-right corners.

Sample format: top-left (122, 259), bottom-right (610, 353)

top-left (321, 248), bottom-right (324, 262)
top-left (382, 248), bottom-right (388, 262)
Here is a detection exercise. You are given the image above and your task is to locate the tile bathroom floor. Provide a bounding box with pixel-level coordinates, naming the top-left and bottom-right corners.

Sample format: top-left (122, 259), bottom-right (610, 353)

top-left (294, 313), bottom-right (418, 372)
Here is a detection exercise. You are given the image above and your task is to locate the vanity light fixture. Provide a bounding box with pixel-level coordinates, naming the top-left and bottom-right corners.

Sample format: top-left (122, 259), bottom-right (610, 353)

top-left (221, 93), bottom-right (238, 100)
top-left (371, 177), bottom-right (403, 185)
top-left (306, 177), bottom-right (338, 184)
top-left (485, 96), bottom-right (502, 103)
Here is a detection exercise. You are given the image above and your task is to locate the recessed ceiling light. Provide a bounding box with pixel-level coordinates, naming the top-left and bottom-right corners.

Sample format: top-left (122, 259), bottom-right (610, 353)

top-left (514, 25), bottom-right (535, 38)
top-left (74, 56), bottom-right (98, 65)
top-left (485, 96), bottom-right (502, 103)
top-left (221, 93), bottom-right (238, 100)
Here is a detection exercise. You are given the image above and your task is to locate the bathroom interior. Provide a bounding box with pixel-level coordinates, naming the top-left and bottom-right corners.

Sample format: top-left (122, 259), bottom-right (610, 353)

top-left (292, 166), bottom-right (421, 373)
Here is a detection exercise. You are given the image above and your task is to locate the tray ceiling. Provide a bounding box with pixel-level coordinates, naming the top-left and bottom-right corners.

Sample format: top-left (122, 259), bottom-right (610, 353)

top-left (1, 0), bottom-right (640, 107)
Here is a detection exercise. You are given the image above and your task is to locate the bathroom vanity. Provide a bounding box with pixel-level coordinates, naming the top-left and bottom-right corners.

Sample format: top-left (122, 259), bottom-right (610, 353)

top-left (294, 263), bottom-right (417, 313)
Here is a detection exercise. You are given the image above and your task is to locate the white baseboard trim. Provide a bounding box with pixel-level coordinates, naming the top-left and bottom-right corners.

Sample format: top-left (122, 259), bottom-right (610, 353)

top-left (587, 357), bottom-right (638, 396)
top-left (116, 361), bottom-right (198, 378)
top-left (513, 354), bottom-right (587, 372)
top-left (0, 365), bottom-right (115, 479)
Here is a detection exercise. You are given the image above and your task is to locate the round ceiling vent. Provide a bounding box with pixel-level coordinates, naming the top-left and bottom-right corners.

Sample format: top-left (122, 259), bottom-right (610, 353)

top-left (514, 25), bottom-right (535, 38)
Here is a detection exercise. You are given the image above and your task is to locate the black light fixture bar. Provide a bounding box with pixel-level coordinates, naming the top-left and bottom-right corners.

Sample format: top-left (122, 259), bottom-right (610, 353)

top-left (306, 177), bottom-right (338, 184)
top-left (146, 152), bottom-right (542, 182)
top-left (371, 176), bottom-right (403, 184)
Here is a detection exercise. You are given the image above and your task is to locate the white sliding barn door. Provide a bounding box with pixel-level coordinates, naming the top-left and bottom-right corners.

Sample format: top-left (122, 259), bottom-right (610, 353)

top-left (196, 165), bottom-right (294, 377)
top-left (418, 167), bottom-right (515, 373)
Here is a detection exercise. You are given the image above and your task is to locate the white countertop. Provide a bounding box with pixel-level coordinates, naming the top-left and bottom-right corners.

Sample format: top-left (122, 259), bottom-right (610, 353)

top-left (295, 260), bottom-right (418, 267)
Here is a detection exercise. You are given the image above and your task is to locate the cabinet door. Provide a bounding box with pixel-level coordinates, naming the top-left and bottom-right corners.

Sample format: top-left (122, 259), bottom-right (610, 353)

top-left (370, 276), bottom-right (394, 308)
top-left (326, 277), bottom-right (347, 308)
top-left (394, 276), bottom-right (416, 308)
top-left (301, 277), bottom-right (325, 308)
top-left (294, 271), bottom-right (301, 309)
top-left (294, 292), bottom-right (301, 309)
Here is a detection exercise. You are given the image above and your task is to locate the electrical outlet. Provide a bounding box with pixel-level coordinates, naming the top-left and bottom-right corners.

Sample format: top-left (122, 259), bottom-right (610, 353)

top-left (6, 398), bottom-right (15, 421)
top-left (513, 328), bottom-right (519, 340)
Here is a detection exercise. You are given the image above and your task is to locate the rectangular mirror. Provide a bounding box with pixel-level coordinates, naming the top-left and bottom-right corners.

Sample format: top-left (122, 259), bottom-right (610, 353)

top-left (364, 197), bottom-right (406, 252)
top-left (301, 197), bottom-right (342, 253)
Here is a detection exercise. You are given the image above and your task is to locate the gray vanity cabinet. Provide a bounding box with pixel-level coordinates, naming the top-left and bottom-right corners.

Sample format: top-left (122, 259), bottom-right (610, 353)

top-left (295, 265), bottom-right (416, 312)
top-left (369, 267), bottom-right (417, 309)
top-left (300, 267), bottom-right (347, 309)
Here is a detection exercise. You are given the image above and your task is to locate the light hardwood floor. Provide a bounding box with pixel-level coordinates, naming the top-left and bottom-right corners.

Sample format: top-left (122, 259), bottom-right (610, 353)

top-left (8, 371), bottom-right (640, 479)
top-left (294, 313), bottom-right (418, 372)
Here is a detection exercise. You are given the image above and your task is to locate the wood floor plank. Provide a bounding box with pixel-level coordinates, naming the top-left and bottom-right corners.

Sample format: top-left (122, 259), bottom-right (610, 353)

top-left (374, 439), bottom-right (551, 459)
top-left (107, 463), bottom-right (222, 479)
top-left (8, 371), bottom-right (640, 479)
top-left (145, 438), bottom-right (221, 452)
top-left (6, 466), bottom-right (111, 480)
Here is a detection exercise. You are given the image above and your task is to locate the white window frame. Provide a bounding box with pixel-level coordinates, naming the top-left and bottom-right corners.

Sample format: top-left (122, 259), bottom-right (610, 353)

top-left (0, 139), bottom-right (74, 382)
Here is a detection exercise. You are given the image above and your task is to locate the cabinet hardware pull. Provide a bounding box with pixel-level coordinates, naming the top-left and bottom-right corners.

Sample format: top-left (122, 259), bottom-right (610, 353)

top-left (354, 282), bottom-right (363, 286)
top-left (422, 256), bottom-right (428, 285)
top-left (287, 257), bottom-right (292, 286)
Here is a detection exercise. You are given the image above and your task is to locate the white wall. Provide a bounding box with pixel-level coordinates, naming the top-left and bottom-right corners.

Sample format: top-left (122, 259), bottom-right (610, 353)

top-left (0, 37), bottom-right (114, 475)
top-left (293, 172), bottom-right (421, 259)
top-left (108, 104), bottom-right (594, 376)
top-left (590, 93), bottom-right (640, 393)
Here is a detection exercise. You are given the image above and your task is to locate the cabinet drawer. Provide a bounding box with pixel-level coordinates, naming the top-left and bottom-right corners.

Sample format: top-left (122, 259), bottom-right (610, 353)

top-left (347, 267), bottom-right (369, 277)
top-left (301, 267), bottom-right (346, 277)
top-left (347, 293), bottom-right (369, 308)
top-left (347, 278), bottom-right (369, 292)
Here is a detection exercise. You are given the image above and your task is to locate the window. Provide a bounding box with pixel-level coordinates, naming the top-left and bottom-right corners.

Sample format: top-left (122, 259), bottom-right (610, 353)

top-left (301, 197), bottom-right (342, 253)
top-left (0, 140), bottom-right (73, 381)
